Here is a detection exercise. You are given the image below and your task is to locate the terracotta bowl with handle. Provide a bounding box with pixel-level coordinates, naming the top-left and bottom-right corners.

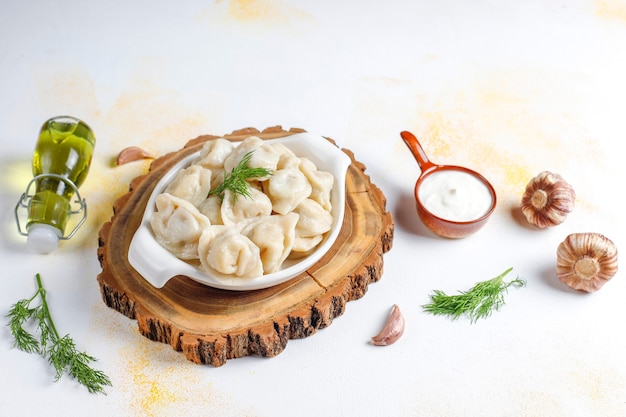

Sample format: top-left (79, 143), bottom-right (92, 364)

top-left (400, 131), bottom-right (497, 239)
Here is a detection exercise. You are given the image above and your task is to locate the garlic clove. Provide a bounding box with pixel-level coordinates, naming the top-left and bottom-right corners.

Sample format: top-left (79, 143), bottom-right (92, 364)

top-left (521, 171), bottom-right (575, 228)
top-left (116, 146), bottom-right (154, 166)
top-left (556, 232), bottom-right (618, 292)
top-left (371, 304), bottom-right (405, 346)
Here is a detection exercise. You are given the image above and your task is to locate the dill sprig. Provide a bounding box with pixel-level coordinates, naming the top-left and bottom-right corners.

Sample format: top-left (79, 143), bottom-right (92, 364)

top-left (6, 273), bottom-right (112, 394)
top-left (422, 267), bottom-right (526, 323)
top-left (209, 150), bottom-right (272, 204)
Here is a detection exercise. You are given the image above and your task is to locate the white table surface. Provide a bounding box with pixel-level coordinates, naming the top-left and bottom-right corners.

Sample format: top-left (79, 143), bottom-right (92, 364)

top-left (2, 1), bottom-right (625, 416)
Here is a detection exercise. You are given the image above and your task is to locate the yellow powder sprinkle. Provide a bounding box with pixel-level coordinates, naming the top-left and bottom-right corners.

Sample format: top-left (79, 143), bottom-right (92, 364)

top-left (197, 0), bottom-right (316, 32)
top-left (595, 0), bottom-right (626, 23)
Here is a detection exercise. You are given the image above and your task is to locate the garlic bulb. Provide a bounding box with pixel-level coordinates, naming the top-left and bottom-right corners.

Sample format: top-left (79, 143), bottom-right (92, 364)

top-left (521, 171), bottom-right (575, 228)
top-left (556, 233), bottom-right (618, 292)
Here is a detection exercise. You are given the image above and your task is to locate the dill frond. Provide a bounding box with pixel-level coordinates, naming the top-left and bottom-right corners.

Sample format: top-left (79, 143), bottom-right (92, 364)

top-left (6, 274), bottom-right (112, 394)
top-left (422, 267), bottom-right (526, 323)
top-left (209, 150), bottom-right (272, 204)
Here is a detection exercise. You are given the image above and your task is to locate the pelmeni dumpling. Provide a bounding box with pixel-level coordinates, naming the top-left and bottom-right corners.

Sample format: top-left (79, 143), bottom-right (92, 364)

top-left (198, 194), bottom-right (223, 225)
top-left (265, 168), bottom-right (312, 215)
top-left (298, 157), bottom-right (334, 212)
top-left (248, 180), bottom-right (264, 191)
top-left (223, 136), bottom-right (278, 177)
top-left (164, 164), bottom-right (212, 207)
top-left (290, 198), bottom-right (333, 253)
top-left (293, 198), bottom-right (333, 237)
top-left (272, 142), bottom-right (301, 169)
top-left (194, 138), bottom-right (235, 170)
top-left (220, 187), bottom-right (273, 227)
top-left (210, 168), bottom-right (226, 190)
top-left (242, 213), bottom-right (298, 274)
top-left (150, 193), bottom-right (211, 260)
top-left (198, 227), bottom-right (264, 279)
top-left (291, 235), bottom-right (324, 255)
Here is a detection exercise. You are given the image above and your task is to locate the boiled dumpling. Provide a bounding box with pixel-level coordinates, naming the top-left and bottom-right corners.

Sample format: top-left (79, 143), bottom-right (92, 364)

top-left (198, 194), bottom-right (223, 225)
top-left (223, 136), bottom-right (278, 178)
top-left (198, 227), bottom-right (264, 279)
top-left (298, 157), bottom-right (334, 212)
top-left (248, 180), bottom-right (264, 191)
top-left (164, 164), bottom-right (212, 207)
top-left (293, 198), bottom-right (333, 237)
top-left (150, 193), bottom-right (211, 260)
top-left (271, 142), bottom-right (300, 169)
top-left (220, 187), bottom-right (273, 227)
top-left (242, 213), bottom-right (298, 274)
top-left (291, 199), bottom-right (333, 253)
top-left (265, 168), bottom-right (312, 215)
top-left (210, 168), bottom-right (226, 190)
top-left (194, 138), bottom-right (235, 170)
top-left (291, 235), bottom-right (324, 254)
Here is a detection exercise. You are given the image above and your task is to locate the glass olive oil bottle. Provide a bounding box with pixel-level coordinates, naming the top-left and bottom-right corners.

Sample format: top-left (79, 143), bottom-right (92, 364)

top-left (25, 116), bottom-right (95, 252)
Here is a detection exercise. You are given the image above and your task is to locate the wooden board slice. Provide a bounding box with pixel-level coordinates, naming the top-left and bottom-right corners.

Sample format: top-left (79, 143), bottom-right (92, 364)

top-left (97, 126), bottom-right (394, 366)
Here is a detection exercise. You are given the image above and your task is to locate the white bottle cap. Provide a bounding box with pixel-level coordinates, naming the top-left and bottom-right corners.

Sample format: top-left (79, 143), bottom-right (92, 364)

top-left (27, 224), bottom-right (61, 254)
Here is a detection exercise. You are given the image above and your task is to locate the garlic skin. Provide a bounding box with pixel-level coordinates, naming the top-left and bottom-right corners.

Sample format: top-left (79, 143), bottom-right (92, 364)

top-left (521, 171), bottom-right (575, 228)
top-left (371, 304), bottom-right (405, 346)
top-left (556, 233), bottom-right (618, 292)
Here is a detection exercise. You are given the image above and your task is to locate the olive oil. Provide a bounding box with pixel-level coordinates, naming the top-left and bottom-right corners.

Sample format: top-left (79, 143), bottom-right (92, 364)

top-left (24, 116), bottom-right (95, 252)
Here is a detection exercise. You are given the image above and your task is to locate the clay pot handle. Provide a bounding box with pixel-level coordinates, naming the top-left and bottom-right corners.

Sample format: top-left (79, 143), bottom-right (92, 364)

top-left (400, 131), bottom-right (436, 172)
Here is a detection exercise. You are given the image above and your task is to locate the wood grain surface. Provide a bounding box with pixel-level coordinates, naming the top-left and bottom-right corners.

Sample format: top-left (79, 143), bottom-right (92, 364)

top-left (97, 126), bottom-right (394, 366)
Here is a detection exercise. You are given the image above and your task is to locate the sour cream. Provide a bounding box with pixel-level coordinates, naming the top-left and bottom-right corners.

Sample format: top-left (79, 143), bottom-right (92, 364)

top-left (418, 170), bottom-right (493, 222)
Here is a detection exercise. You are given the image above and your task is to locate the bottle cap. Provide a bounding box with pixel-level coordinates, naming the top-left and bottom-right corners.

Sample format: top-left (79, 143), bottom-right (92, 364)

top-left (27, 224), bottom-right (61, 254)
